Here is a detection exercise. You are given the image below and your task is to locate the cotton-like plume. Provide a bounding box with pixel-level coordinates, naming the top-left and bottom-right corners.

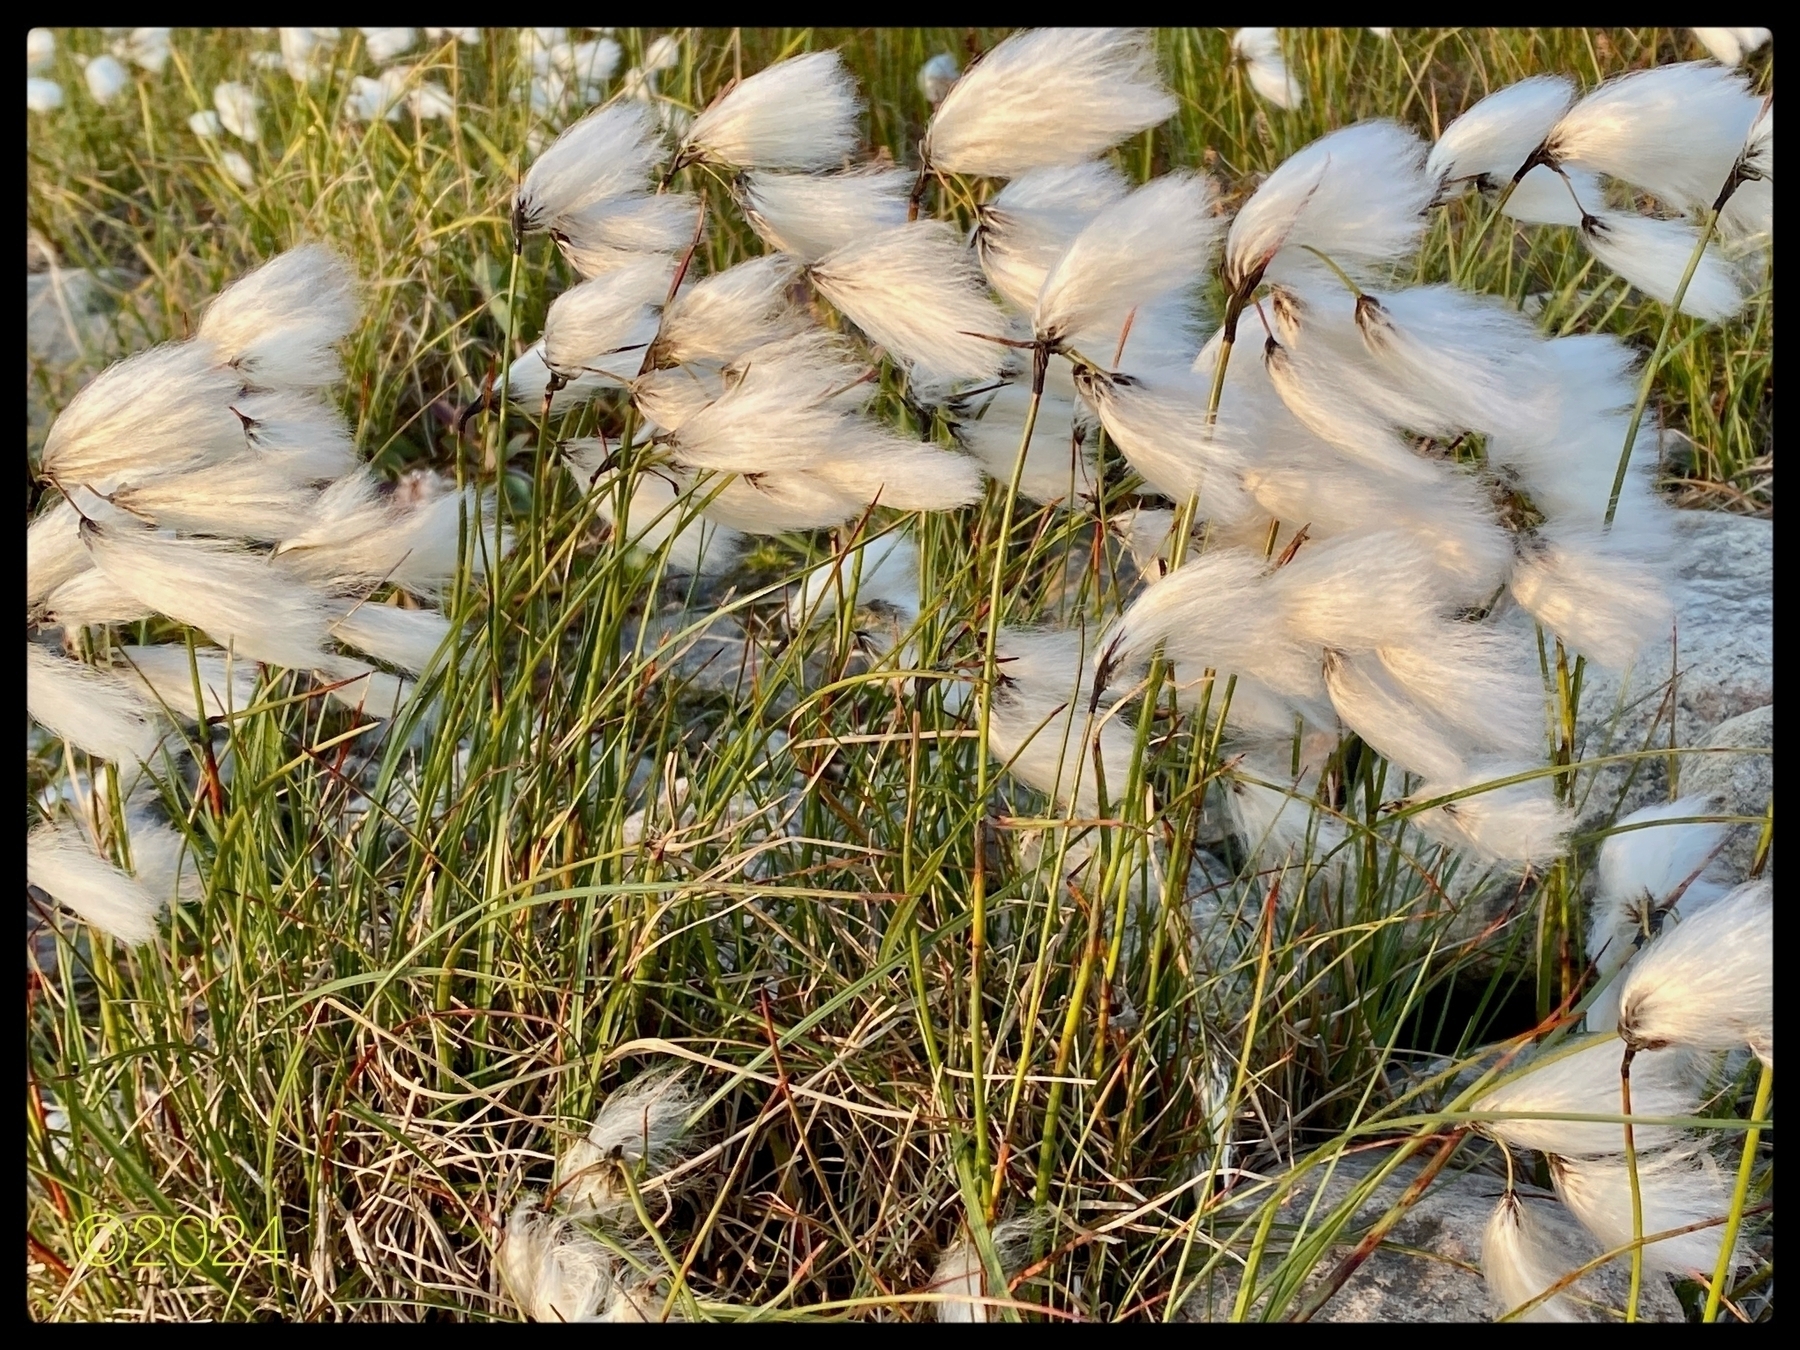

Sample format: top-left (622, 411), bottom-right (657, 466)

top-left (496, 1197), bottom-right (640, 1323)
top-left (1231, 28), bottom-right (1303, 111)
top-left (736, 167), bottom-right (912, 263)
top-left (1032, 171), bottom-right (1221, 349)
top-left (924, 28), bottom-right (1176, 178)
top-left (330, 602), bottom-right (451, 676)
top-left (664, 467), bottom-right (865, 534)
top-left (1227, 756), bottom-right (1346, 860)
top-left (110, 457), bottom-right (330, 542)
top-left (1070, 366), bottom-right (1255, 517)
top-left (975, 160), bottom-right (1130, 312)
top-left (29, 496), bottom-right (108, 611)
top-left (809, 221), bottom-right (1011, 388)
top-left (41, 342), bottom-right (253, 491)
top-left (1719, 99), bottom-right (1773, 244)
top-left (651, 254), bottom-right (805, 368)
top-left (553, 193), bottom-right (699, 279)
top-left (1578, 212), bottom-right (1745, 321)
top-left (27, 643), bottom-right (166, 766)
top-left (542, 258), bottom-right (674, 381)
top-left (669, 359), bottom-right (889, 477)
top-left (82, 518), bottom-right (334, 671)
top-left (316, 659), bottom-right (415, 721)
top-left (1480, 1193), bottom-right (1584, 1323)
top-left (506, 340), bottom-right (616, 413)
top-left (552, 1074), bottom-right (697, 1221)
top-left (1616, 879), bottom-right (1772, 1066)
top-left (679, 50), bottom-right (861, 171)
top-left (809, 445), bottom-right (986, 516)
top-left (38, 568), bottom-right (155, 631)
top-left (196, 245), bottom-right (359, 391)
top-left (28, 27), bottom-right (55, 74)
top-left (1501, 164), bottom-right (1604, 227)
top-left (116, 644), bottom-right (260, 722)
top-left (116, 28), bottom-right (172, 75)
top-left (27, 820), bottom-right (162, 945)
top-left (125, 814), bottom-right (200, 907)
top-left (274, 470), bottom-right (505, 597)
top-left (1427, 75), bottom-right (1577, 191)
top-left (1260, 337), bottom-right (1441, 483)
top-left (515, 102), bottom-right (665, 239)
top-left (1323, 649), bottom-right (1470, 783)
top-left (1224, 120), bottom-right (1433, 293)
top-left (930, 1217), bottom-right (1036, 1323)
top-left (1472, 1034), bottom-right (1700, 1157)
top-left (359, 27), bottom-right (417, 64)
top-left (987, 628), bottom-right (1138, 817)
top-left (1507, 530), bottom-right (1674, 672)
top-left (28, 78), bottom-right (64, 113)
top-left (1545, 61), bottom-right (1761, 215)
top-left (632, 366), bottom-right (725, 432)
top-left (918, 52), bottom-right (959, 105)
top-left (1408, 762), bottom-right (1571, 868)
top-left (1592, 795), bottom-right (1732, 964)
top-left (1691, 27), bottom-right (1772, 66)
top-left (1375, 630), bottom-right (1543, 760)
top-left (788, 530), bottom-right (919, 631)
top-left (954, 385), bottom-right (1097, 505)
top-left (1549, 1148), bottom-right (1738, 1279)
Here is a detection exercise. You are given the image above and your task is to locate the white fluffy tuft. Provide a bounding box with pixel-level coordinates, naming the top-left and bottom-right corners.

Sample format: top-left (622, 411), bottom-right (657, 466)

top-left (681, 50), bottom-right (862, 171)
top-left (737, 167), bottom-right (912, 263)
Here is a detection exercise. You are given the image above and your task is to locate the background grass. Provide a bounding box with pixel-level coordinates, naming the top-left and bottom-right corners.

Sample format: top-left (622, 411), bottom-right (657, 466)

top-left (26, 27), bottom-right (1772, 1321)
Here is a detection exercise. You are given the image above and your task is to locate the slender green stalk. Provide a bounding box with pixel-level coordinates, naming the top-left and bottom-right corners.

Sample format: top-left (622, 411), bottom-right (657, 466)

top-left (1703, 1059), bottom-right (1773, 1322)
top-left (1620, 1046), bottom-right (1644, 1322)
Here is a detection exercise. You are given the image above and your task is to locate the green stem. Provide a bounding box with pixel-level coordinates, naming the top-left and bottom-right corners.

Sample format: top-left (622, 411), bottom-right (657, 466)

top-left (1702, 1058), bottom-right (1772, 1322)
top-left (973, 359), bottom-right (1045, 1186)
top-left (1620, 1046), bottom-right (1644, 1323)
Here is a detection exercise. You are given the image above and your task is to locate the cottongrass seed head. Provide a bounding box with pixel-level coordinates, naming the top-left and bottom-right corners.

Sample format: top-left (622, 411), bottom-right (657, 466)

top-left (1426, 75), bottom-right (1577, 191)
top-left (1481, 1192), bottom-right (1584, 1323)
top-left (929, 1216), bottom-right (1038, 1322)
top-left (1616, 879), bottom-right (1772, 1066)
top-left (552, 1073), bottom-right (698, 1221)
top-left (27, 820), bottom-right (162, 945)
top-left (680, 49), bottom-right (862, 171)
top-left (1470, 1033), bottom-right (1701, 1158)
top-left (1550, 1146), bottom-right (1740, 1279)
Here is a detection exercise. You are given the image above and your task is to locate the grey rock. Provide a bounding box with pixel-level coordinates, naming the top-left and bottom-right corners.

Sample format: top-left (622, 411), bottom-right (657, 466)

top-left (27, 267), bottom-right (125, 366)
top-left (1183, 1149), bottom-right (1686, 1323)
top-left (638, 606), bottom-right (769, 697)
top-left (1569, 509), bottom-right (1771, 828)
top-left (1675, 704), bottom-right (1773, 878)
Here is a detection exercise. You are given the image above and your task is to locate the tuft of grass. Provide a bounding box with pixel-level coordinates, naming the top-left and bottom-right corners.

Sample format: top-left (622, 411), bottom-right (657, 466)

top-left (28, 28), bottom-right (1772, 1322)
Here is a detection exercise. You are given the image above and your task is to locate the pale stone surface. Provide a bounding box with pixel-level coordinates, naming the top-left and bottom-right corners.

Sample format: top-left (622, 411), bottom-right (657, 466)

top-left (1674, 704), bottom-right (1773, 878)
top-left (1183, 1150), bottom-right (1687, 1323)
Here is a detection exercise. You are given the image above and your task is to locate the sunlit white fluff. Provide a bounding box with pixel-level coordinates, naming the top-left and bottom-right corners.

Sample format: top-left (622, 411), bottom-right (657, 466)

top-left (1691, 27), bottom-right (1772, 66)
top-left (506, 340), bottom-right (615, 413)
top-left (1593, 796), bottom-right (1732, 958)
top-left (975, 160), bottom-right (1130, 312)
top-left (553, 192), bottom-right (699, 279)
top-left (29, 495), bottom-right (110, 611)
top-left (809, 222), bottom-right (1011, 388)
top-left (279, 28), bottom-right (330, 83)
top-left (116, 644), bottom-right (259, 722)
top-left (1408, 762), bottom-right (1571, 868)
top-left (82, 519), bottom-right (333, 670)
top-left (809, 444), bottom-right (986, 516)
top-left (28, 77), bottom-right (63, 113)
top-left (125, 814), bottom-right (200, 906)
top-left (38, 568), bottom-right (154, 630)
top-left (115, 28), bottom-right (172, 75)
top-left (737, 167), bottom-right (911, 263)
top-left (1617, 879), bottom-right (1772, 1066)
top-left (669, 362), bottom-right (885, 476)
top-left (41, 342), bottom-right (252, 491)
top-left (542, 258), bottom-right (673, 381)
top-left (111, 458), bottom-right (328, 542)
top-left (84, 55), bottom-right (130, 106)
top-left (1323, 649), bottom-right (1470, 783)
top-left (1550, 1147), bottom-right (1738, 1278)
top-left (788, 530), bottom-right (918, 630)
top-left (211, 80), bottom-right (260, 142)
top-left (632, 365), bottom-right (725, 432)
top-left (515, 102), bottom-right (665, 238)
top-left (651, 254), bottom-right (804, 368)
top-left (359, 27), bottom-right (417, 64)
top-left (1070, 366), bottom-right (1256, 519)
top-left (552, 1074), bottom-right (696, 1221)
top-left (1481, 1193), bottom-right (1584, 1323)
top-left (1719, 99), bottom-right (1773, 244)
top-left (330, 601), bottom-right (451, 676)
top-left (1545, 61), bottom-right (1761, 215)
top-left (27, 643), bottom-right (165, 766)
top-left (1427, 75), bottom-right (1577, 192)
top-left (1231, 28), bottom-right (1302, 111)
top-left (1227, 754), bottom-right (1345, 860)
top-left (1260, 338), bottom-right (1440, 483)
top-left (1508, 529), bottom-right (1673, 672)
top-left (954, 384), bottom-right (1097, 505)
top-left (679, 50), bottom-right (861, 171)
top-left (1375, 630), bottom-right (1543, 760)
top-left (27, 820), bottom-right (161, 945)
top-left (1578, 212), bottom-right (1745, 321)
top-left (924, 28), bottom-right (1176, 179)
top-left (28, 27), bottom-right (55, 75)
top-left (1472, 1034), bottom-right (1700, 1157)
top-left (1223, 120), bottom-right (1433, 293)
top-left (988, 628), bottom-right (1138, 817)
top-left (930, 1217), bottom-right (1036, 1323)
top-left (663, 466), bottom-right (865, 534)
top-left (274, 470), bottom-right (505, 597)
top-left (197, 244), bottom-right (359, 390)
top-left (1501, 164), bottom-right (1603, 227)
top-left (1354, 285), bottom-right (1558, 441)
top-left (496, 1197), bottom-right (632, 1323)
top-left (1032, 172), bottom-right (1221, 349)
